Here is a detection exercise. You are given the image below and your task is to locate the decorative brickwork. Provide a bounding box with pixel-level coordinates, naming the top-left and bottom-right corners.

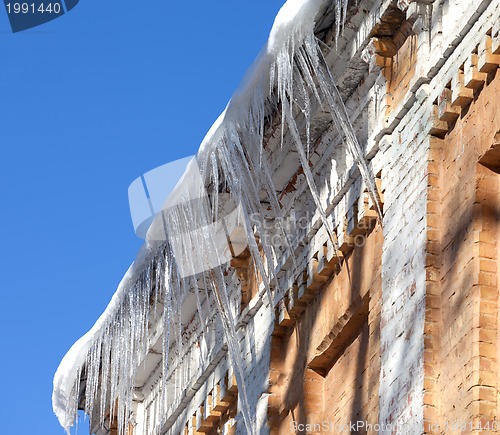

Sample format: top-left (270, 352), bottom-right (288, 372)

top-left (268, 226), bottom-right (382, 434)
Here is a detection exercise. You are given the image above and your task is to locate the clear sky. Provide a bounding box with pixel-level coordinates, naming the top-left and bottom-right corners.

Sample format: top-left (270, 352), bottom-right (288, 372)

top-left (0, 1), bottom-right (284, 433)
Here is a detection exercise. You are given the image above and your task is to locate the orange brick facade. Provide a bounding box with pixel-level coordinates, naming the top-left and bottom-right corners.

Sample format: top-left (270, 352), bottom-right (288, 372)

top-left (424, 69), bottom-right (500, 433)
top-left (268, 226), bottom-right (383, 434)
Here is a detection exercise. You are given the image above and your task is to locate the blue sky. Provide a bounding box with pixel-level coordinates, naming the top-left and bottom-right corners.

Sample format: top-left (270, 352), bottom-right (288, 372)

top-left (0, 1), bottom-right (284, 433)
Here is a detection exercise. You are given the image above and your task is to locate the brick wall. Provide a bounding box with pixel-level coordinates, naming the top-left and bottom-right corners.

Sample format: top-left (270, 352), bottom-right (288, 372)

top-left (268, 226), bottom-right (383, 434)
top-left (426, 69), bottom-right (500, 432)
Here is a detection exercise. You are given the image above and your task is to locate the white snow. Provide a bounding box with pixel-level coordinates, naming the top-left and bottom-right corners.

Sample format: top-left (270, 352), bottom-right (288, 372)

top-left (268, 0), bottom-right (324, 50)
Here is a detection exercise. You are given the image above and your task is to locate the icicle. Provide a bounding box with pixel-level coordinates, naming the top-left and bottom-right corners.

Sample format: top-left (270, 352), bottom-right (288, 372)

top-left (206, 265), bottom-right (256, 435)
top-left (272, 31), bottom-right (342, 256)
top-left (160, 254), bottom-right (172, 420)
top-left (310, 37), bottom-right (383, 221)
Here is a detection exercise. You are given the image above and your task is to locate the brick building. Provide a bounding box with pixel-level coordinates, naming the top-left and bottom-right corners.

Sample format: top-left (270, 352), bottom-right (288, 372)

top-left (53, 0), bottom-right (500, 434)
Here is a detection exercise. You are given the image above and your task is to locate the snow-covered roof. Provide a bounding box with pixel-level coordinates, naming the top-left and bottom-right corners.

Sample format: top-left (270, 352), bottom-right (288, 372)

top-left (52, 1), bottom-right (378, 434)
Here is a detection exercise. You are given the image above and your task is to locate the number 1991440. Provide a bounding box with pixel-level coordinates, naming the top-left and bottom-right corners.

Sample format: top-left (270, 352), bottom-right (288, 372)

top-left (5, 3), bottom-right (62, 14)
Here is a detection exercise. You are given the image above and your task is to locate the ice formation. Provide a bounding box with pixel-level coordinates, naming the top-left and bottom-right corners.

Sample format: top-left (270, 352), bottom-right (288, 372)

top-left (53, 0), bottom-right (381, 434)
